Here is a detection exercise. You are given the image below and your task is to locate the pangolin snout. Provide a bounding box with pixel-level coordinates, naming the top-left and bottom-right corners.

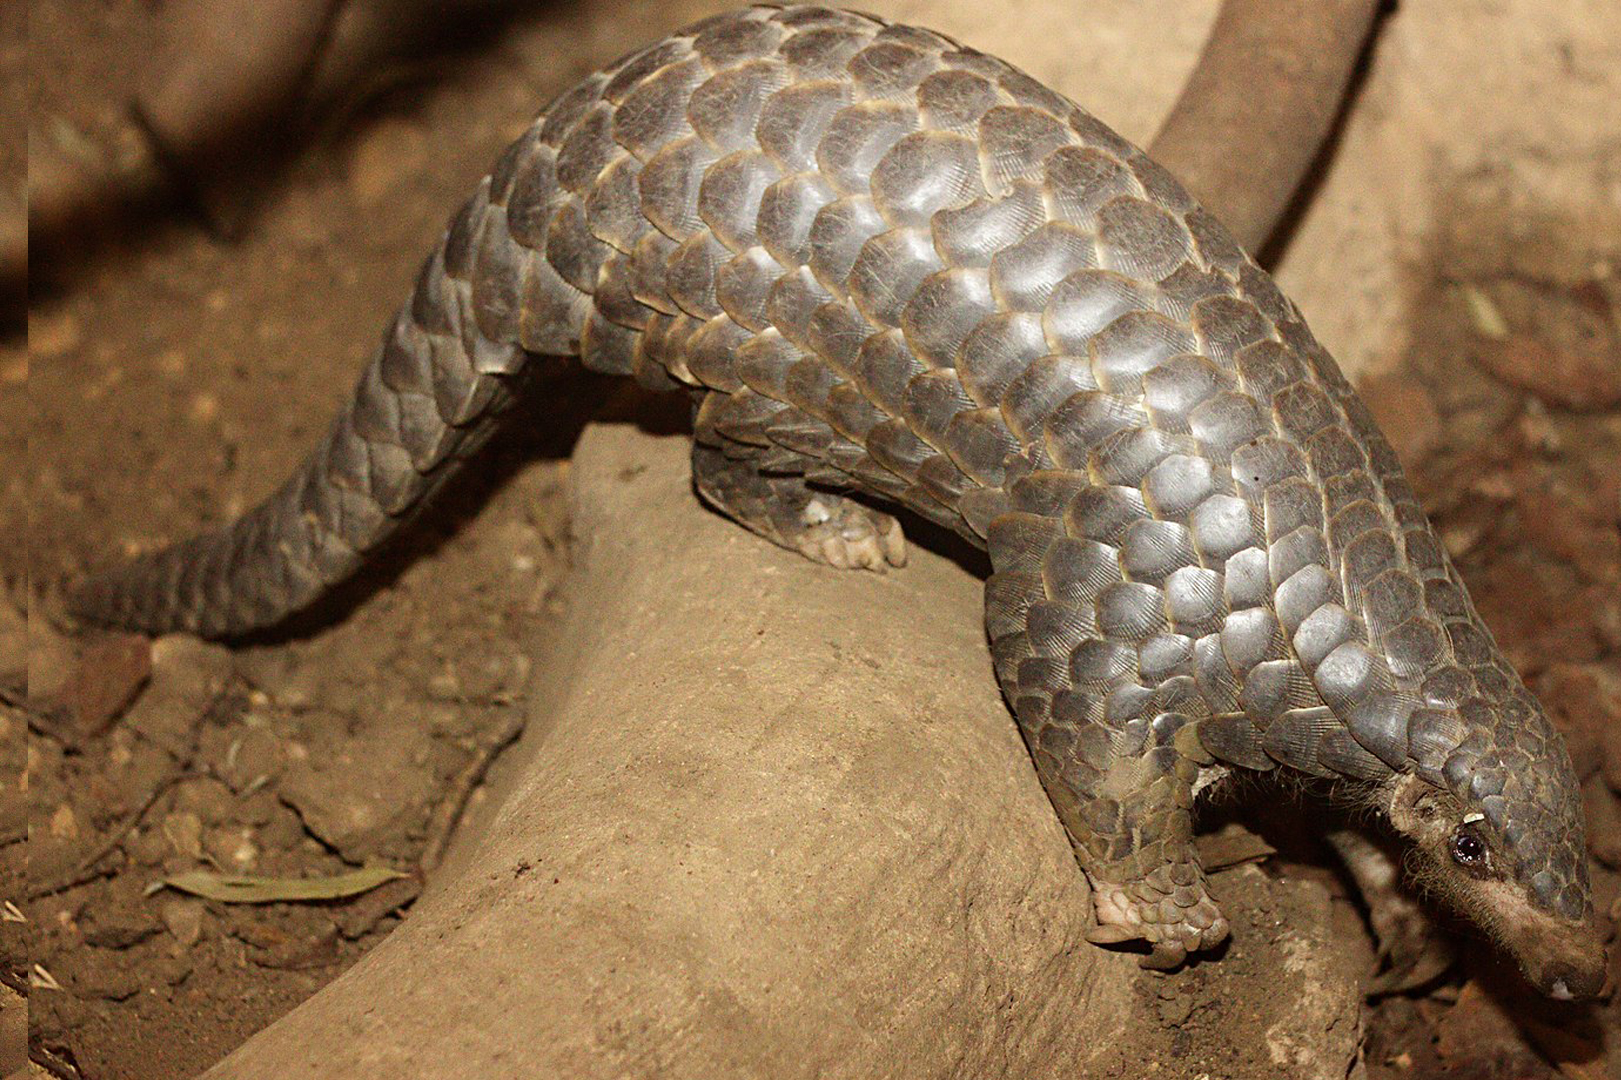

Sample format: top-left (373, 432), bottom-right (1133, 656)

top-left (1529, 946), bottom-right (1608, 1001)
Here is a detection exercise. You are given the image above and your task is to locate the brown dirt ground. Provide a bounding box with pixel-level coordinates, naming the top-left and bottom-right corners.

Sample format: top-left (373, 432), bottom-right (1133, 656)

top-left (7, 2), bottom-right (1621, 1078)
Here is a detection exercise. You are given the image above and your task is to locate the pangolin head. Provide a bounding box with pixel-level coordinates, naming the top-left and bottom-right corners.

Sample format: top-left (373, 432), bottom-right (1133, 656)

top-left (1381, 684), bottom-right (1606, 1000)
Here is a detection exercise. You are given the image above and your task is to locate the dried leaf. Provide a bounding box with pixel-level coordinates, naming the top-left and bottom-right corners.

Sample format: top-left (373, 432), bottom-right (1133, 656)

top-left (156, 865), bottom-right (406, 903)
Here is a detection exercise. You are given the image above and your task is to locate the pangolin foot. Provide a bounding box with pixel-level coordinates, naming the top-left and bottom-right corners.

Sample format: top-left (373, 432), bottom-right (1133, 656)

top-left (793, 497), bottom-right (907, 572)
top-left (1087, 877), bottom-right (1231, 970)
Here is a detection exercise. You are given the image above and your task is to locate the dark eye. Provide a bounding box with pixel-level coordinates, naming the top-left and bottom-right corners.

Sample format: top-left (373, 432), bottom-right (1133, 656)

top-left (1450, 826), bottom-right (1489, 869)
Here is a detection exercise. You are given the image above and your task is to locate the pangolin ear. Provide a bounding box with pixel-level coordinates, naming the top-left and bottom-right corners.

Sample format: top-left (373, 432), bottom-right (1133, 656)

top-left (1384, 773), bottom-right (1432, 836)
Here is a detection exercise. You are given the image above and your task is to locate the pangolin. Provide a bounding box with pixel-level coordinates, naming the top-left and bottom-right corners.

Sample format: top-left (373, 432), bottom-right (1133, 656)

top-left (71, 3), bottom-right (1607, 998)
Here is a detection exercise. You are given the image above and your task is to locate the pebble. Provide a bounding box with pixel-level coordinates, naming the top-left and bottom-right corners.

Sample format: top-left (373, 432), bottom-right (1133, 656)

top-left (188, 392), bottom-right (220, 425)
top-left (109, 741), bottom-right (175, 814)
top-left (233, 786), bottom-right (281, 827)
top-left (203, 824), bottom-right (259, 871)
top-left (174, 776), bottom-right (236, 824)
top-left (218, 727), bottom-right (286, 794)
top-left (254, 813), bottom-right (312, 862)
top-left (81, 910), bottom-right (161, 950)
top-left (26, 619), bottom-right (78, 704)
top-left (278, 719), bottom-right (437, 862)
top-left (161, 811), bottom-right (204, 861)
top-left (48, 803), bottom-right (79, 841)
top-left (127, 825), bottom-right (171, 867)
top-left (233, 646), bottom-right (322, 711)
top-left (70, 960), bottom-right (144, 1003)
top-left (123, 634), bottom-right (235, 755)
top-left (159, 897), bottom-right (205, 948)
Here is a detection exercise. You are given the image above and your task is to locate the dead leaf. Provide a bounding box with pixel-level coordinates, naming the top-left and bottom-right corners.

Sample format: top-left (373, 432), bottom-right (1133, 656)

top-left (155, 865), bottom-right (405, 903)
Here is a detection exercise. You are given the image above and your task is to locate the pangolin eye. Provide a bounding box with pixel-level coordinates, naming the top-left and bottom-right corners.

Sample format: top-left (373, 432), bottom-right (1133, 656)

top-left (1450, 826), bottom-right (1489, 869)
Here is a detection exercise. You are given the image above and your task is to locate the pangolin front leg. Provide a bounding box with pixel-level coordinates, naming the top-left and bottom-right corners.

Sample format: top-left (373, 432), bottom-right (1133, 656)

top-left (985, 545), bottom-right (1228, 966)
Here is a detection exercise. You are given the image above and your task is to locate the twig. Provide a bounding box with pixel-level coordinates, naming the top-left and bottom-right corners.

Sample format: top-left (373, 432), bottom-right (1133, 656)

top-left (419, 709), bottom-right (526, 873)
top-left (30, 1044), bottom-right (84, 1080)
top-left (1148, 0), bottom-right (1386, 254)
top-left (26, 770), bottom-right (205, 901)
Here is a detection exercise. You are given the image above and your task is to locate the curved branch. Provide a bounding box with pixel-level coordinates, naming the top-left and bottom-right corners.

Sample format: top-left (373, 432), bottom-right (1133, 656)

top-left (1149, 0), bottom-right (1385, 255)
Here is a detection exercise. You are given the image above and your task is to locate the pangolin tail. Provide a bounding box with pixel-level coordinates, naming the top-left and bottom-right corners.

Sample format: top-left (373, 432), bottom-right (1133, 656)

top-left (71, 180), bottom-right (540, 639)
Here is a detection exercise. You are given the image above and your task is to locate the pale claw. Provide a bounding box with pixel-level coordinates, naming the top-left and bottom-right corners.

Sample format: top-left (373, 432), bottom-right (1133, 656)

top-left (795, 498), bottom-right (907, 573)
top-left (1141, 941), bottom-right (1189, 971)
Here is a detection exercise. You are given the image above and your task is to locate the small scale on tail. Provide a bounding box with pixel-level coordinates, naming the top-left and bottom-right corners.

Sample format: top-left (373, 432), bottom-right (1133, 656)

top-left (74, 4), bottom-right (1607, 998)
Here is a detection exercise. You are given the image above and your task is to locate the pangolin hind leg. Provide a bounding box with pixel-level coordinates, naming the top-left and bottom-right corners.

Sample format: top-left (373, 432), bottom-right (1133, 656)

top-left (690, 442), bottom-right (906, 573)
top-left (1327, 828), bottom-right (1453, 993)
top-left (985, 560), bottom-right (1230, 968)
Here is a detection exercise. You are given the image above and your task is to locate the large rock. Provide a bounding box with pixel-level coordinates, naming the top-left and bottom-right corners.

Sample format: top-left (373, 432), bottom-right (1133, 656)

top-left (201, 423), bottom-right (1366, 1078)
top-left (202, 424), bottom-right (1144, 1078)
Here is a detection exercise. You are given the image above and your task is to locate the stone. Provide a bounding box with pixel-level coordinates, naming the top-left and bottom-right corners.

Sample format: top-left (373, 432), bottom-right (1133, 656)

top-left (199, 425), bottom-right (1360, 1080)
top-left (278, 715), bottom-right (437, 862)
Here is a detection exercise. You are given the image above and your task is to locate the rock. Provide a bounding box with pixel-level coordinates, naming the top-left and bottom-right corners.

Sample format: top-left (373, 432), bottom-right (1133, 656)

top-left (1433, 981), bottom-right (1546, 1075)
top-left (1467, 269), bottom-right (1621, 415)
top-left (152, 633), bottom-right (234, 685)
top-left (26, 616), bottom-right (82, 707)
top-left (1537, 663), bottom-right (1621, 784)
top-left (1513, 474), bottom-right (1621, 588)
top-left (1581, 778), bottom-right (1621, 870)
top-left (333, 877), bottom-right (422, 941)
top-left (199, 425), bottom-right (1363, 1080)
top-left (233, 909), bottom-right (341, 971)
top-left (123, 634), bottom-right (234, 755)
top-left (233, 645), bottom-right (322, 711)
top-left (106, 739), bottom-right (177, 815)
top-left (253, 802), bottom-right (311, 856)
top-left (81, 910), bottom-right (162, 950)
top-left (47, 802), bottom-right (80, 841)
top-left (217, 726), bottom-right (288, 794)
top-left (233, 786), bottom-right (281, 826)
top-left (162, 810), bottom-right (204, 861)
top-left (204, 824), bottom-right (260, 872)
top-left (1476, 331), bottom-right (1621, 412)
top-left (55, 632), bottom-right (151, 737)
top-left (278, 716), bottom-right (437, 862)
top-left (127, 823), bottom-right (172, 867)
top-left (160, 897), bottom-right (206, 948)
top-left (174, 775), bottom-right (237, 824)
top-left (67, 955), bottom-right (145, 1002)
